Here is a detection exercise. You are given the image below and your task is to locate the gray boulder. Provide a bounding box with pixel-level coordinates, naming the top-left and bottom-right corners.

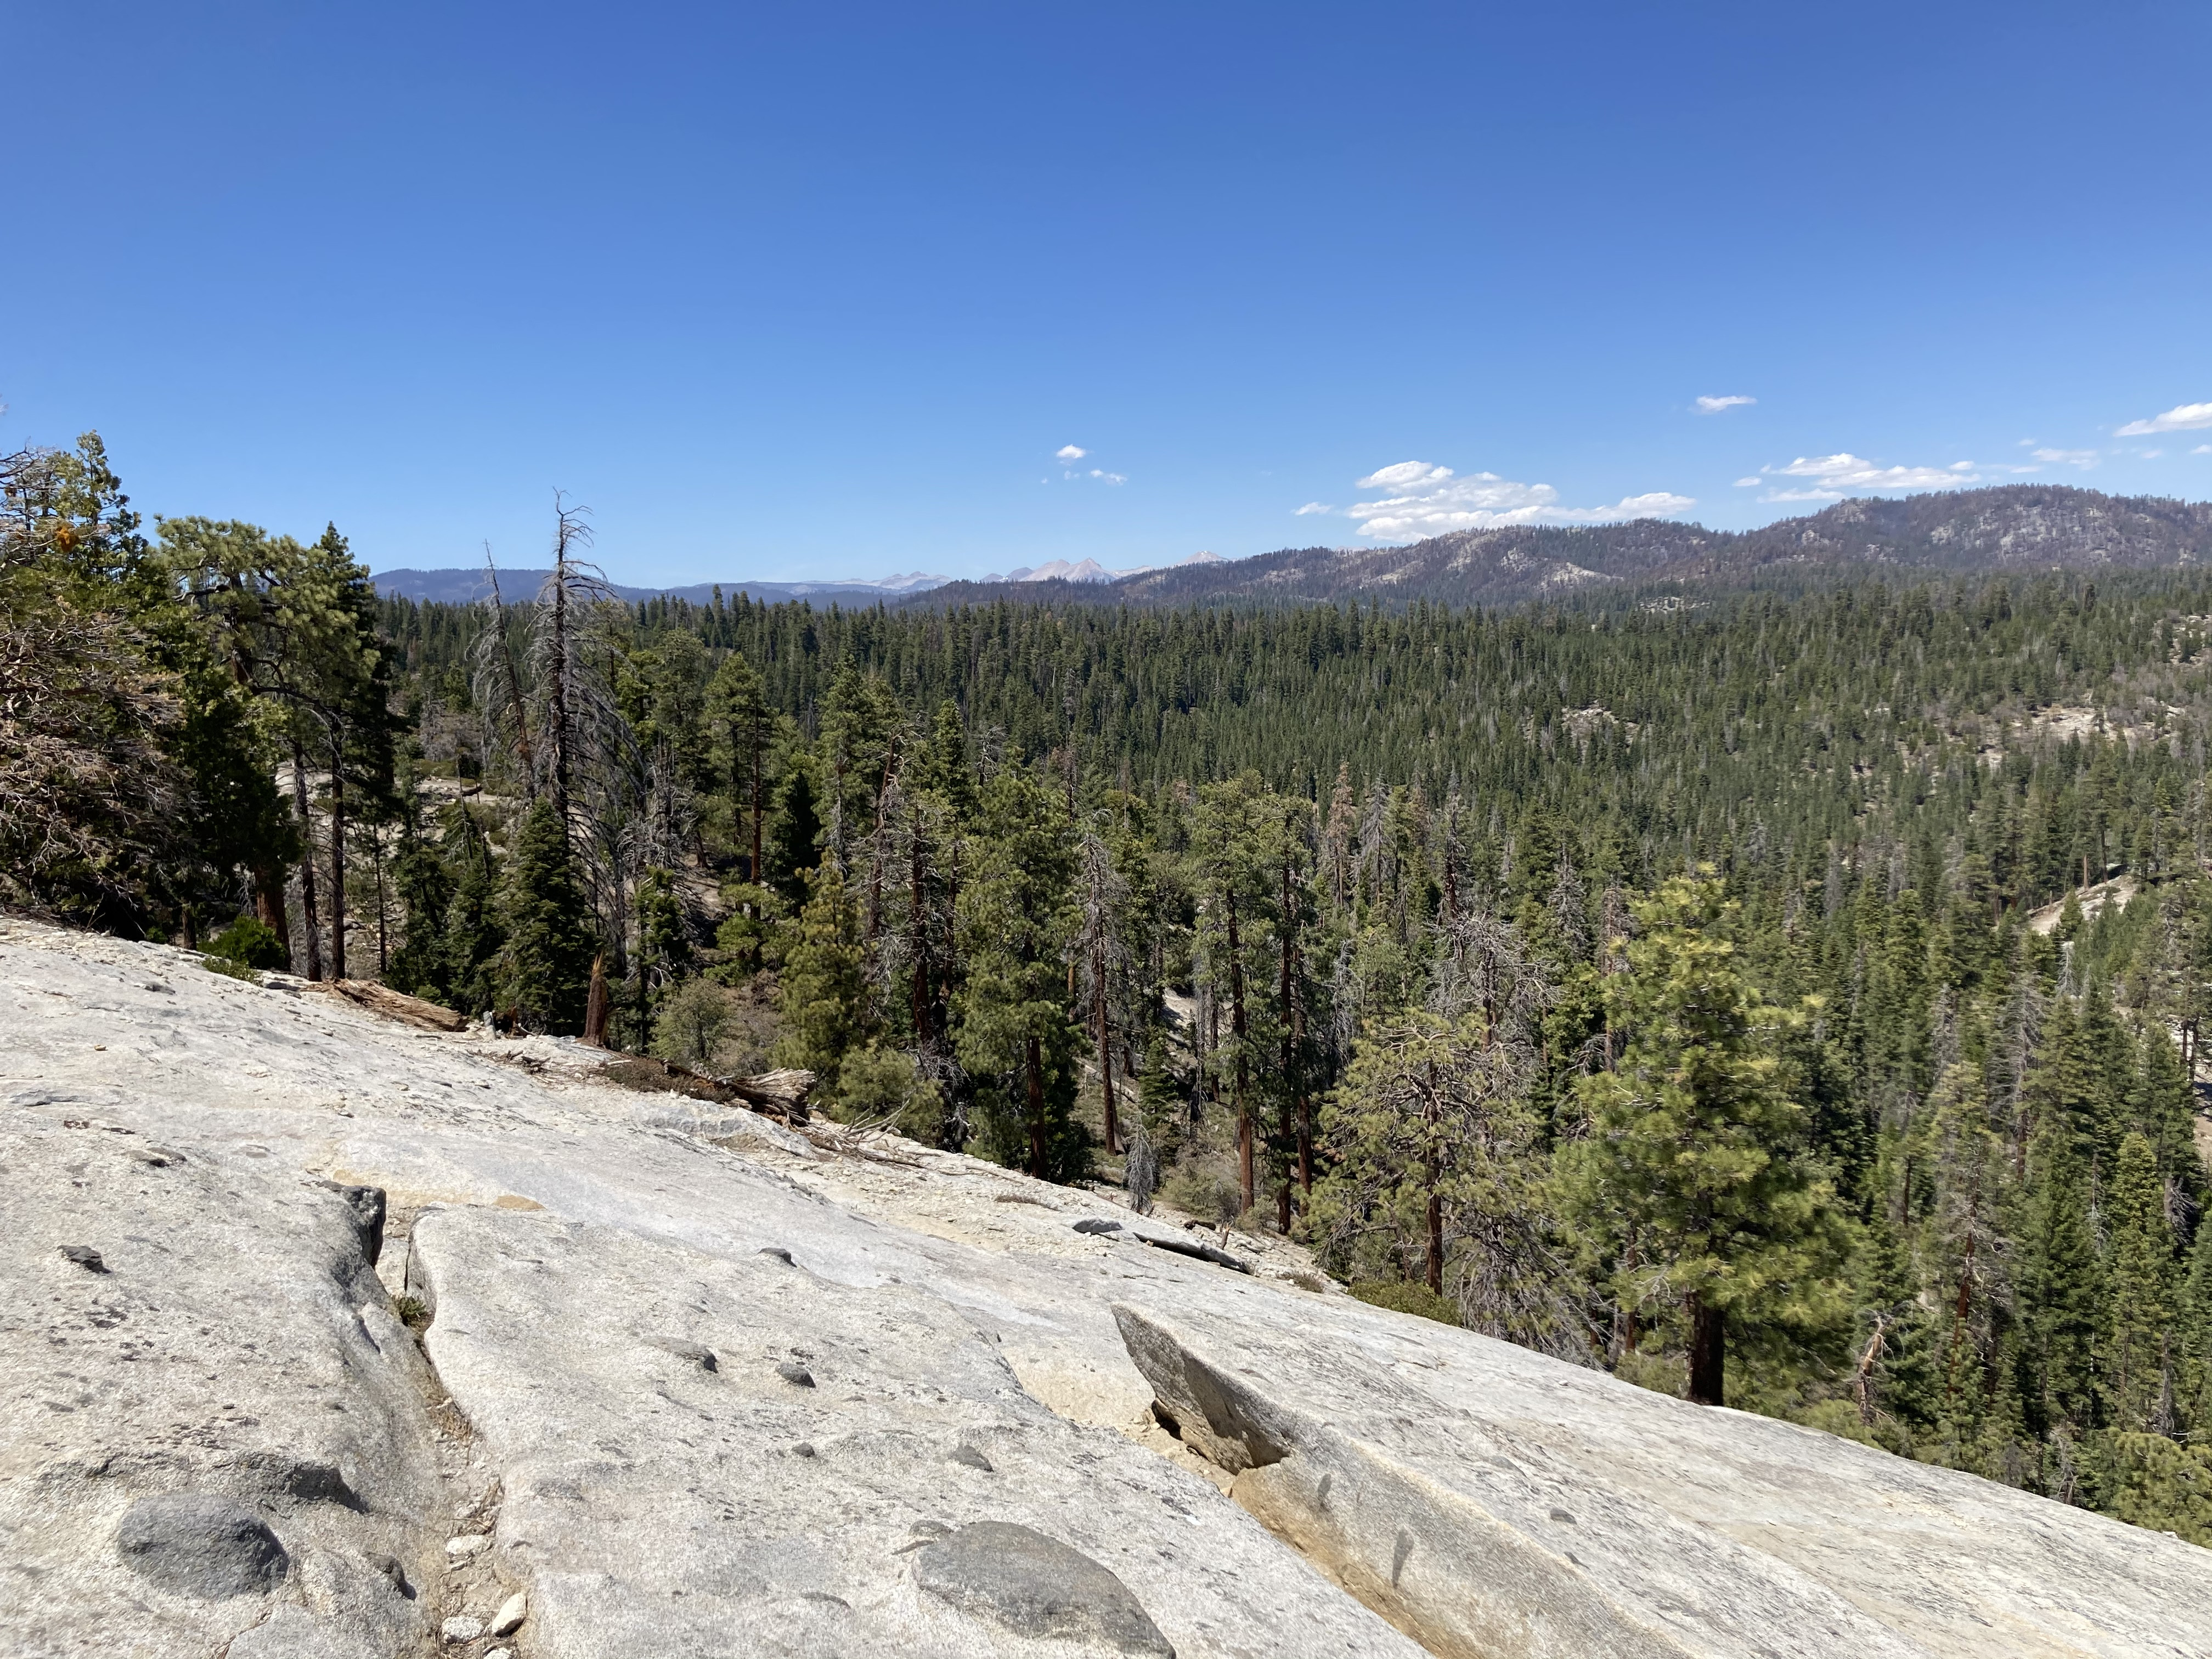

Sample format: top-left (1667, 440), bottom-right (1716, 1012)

top-left (912, 1521), bottom-right (1174, 1656)
top-left (115, 1493), bottom-right (289, 1598)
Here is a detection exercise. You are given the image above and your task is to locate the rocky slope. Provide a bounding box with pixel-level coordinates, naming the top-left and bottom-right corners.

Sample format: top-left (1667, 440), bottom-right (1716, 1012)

top-left (5, 918), bottom-right (2211, 1658)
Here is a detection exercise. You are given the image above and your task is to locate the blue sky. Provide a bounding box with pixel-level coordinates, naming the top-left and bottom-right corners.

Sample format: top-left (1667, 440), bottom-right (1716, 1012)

top-left (4, 2), bottom-right (2208, 584)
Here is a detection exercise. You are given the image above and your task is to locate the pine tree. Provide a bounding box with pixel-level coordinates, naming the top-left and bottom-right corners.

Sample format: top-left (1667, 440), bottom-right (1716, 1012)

top-left (441, 806), bottom-right (505, 1017)
top-left (2105, 1131), bottom-right (2177, 1432)
top-left (387, 816), bottom-right (454, 1001)
top-left (954, 766), bottom-right (1084, 1179)
top-left (498, 798), bottom-right (595, 1034)
top-left (1561, 876), bottom-right (1851, 1406)
top-left (765, 762), bottom-right (823, 908)
top-left (773, 862), bottom-right (867, 1096)
top-left (2020, 1117), bottom-right (2104, 1437)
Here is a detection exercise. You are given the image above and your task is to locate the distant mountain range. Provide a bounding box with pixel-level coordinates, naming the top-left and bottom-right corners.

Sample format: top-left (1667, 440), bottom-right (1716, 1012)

top-left (922, 486), bottom-right (2212, 610)
top-left (370, 552), bottom-right (1228, 605)
top-left (374, 488), bottom-right (2212, 615)
top-left (369, 568), bottom-right (950, 605)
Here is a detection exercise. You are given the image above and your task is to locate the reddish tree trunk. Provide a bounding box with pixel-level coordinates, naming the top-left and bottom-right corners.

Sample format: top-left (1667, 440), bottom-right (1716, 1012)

top-left (1688, 1296), bottom-right (1725, 1406)
top-left (289, 738), bottom-right (323, 982)
top-left (1227, 891), bottom-right (1251, 1212)
top-left (1026, 1034), bottom-right (1046, 1177)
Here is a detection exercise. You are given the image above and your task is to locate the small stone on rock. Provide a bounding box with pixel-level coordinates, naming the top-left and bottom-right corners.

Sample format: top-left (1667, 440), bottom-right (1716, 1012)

top-left (1073, 1217), bottom-right (1123, 1234)
top-left (950, 1444), bottom-right (994, 1472)
top-left (759, 1246), bottom-right (794, 1264)
top-left (445, 1533), bottom-right (492, 1560)
top-left (792, 1442), bottom-right (817, 1458)
top-left (442, 1615), bottom-right (484, 1643)
top-left (59, 1244), bottom-right (108, 1273)
top-left (776, 1361), bottom-right (816, 1387)
top-left (489, 1590), bottom-right (528, 1635)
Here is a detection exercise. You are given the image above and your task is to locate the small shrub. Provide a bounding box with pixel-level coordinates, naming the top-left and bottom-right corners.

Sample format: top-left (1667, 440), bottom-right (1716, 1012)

top-left (1159, 1165), bottom-right (1244, 1226)
top-left (201, 956), bottom-right (256, 981)
top-left (206, 916), bottom-right (290, 972)
top-left (1348, 1278), bottom-right (1462, 1327)
top-left (393, 1295), bottom-right (430, 1331)
top-left (651, 977), bottom-right (735, 1071)
top-left (832, 1042), bottom-right (944, 1141)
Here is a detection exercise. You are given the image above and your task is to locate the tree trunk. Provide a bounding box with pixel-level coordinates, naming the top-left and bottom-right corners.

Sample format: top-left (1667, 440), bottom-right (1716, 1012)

top-left (373, 826), bottom-right (388, 975)
top-left (1280, 850), bottom-right (1300, 1217)
top-left (328, 735), bottom-right (348, 983)
top-left (1227, 890), bottom-right (1252, 1212)
top-left (583, 955), bottom-right (610, 1047)
top-left (1095, 938), bottom-right (1119, 1154)
top-left (750, 729), bottom-right (764, 886)
top-left (910, 830), bottom-right (933, 1049)
top-left (1688, 1296), bottom-right (1725, 1406)
top-left (1426, 1185), bottom-right (1444, 1293)
top-left (289, 738), bottom-right (324, 981)
top-left (253, 860), bottom-right (291, 961)
top-left (1026, 1033), bottom-right (1046, 1176)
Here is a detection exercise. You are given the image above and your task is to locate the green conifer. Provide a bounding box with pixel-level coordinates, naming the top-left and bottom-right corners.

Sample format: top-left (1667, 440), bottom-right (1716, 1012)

top-left (498, 799), bottom-right (595, 1034)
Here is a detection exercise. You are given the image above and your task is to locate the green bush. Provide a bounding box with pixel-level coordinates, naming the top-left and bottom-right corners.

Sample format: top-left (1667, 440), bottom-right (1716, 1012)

top-left (651, 977), bottom-right (735, 1070)
top-left (833, 1042), bottom-right (944, 1141)
top-left (1349, 1278), bottom-right (1462, 1327)
top-left (1159, 1164), bottom-right (1245, 1226)
top-left (205, 916), bottom-right (290, 972)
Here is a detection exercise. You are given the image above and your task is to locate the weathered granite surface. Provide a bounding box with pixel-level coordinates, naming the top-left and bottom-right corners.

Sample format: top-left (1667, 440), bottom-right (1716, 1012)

top-left (5, 917), bottom-right (2212, 1659)
top-left (411, 1204), bottom-right (1416, 1658)
top-left (0, 1119), bottom-right (444, 1659)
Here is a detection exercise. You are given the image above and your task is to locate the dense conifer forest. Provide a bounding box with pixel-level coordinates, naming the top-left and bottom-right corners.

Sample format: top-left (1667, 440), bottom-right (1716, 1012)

top-left (14, 431), bottom-right (2212, 1543)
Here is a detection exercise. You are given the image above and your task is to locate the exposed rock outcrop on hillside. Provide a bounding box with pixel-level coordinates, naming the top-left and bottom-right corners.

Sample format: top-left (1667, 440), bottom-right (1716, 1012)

top-left (5, 918), bottom-right (2210, 1658)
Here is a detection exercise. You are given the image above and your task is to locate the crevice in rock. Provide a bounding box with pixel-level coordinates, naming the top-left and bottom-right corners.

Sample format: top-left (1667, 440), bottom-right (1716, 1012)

top-left (378, 1206), bottom-right (526, 1659)
top-left (1110, 1306), bottom-right (1694, 1659)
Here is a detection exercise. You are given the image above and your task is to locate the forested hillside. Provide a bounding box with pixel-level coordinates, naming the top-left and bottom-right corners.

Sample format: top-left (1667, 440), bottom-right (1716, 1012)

top-left (914, 484), bottom-right (2212, 611)
top-left (15, 431), bottom-right (2212, 1545)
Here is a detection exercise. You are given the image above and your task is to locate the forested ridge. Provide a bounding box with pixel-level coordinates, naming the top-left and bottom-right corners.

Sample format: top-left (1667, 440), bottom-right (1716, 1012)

top-left (16, 431), bottom-right (2212, 1545)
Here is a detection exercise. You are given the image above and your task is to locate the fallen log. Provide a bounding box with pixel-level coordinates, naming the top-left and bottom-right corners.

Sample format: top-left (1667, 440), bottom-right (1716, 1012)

top-left (317, 979), bottom-right (469, 1033)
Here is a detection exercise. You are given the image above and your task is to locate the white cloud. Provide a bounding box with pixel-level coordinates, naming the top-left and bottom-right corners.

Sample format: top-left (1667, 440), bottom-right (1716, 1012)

top-left (2194, 444), bottom-right (2212, 455)
top-left (1055, 444), bottom-right (1088, 462)
top-left (1759, 488), bottom-right (1845, 503)
top-left (2117, 402), bottom-right (2212, 436)
top-left (2140, 449), bottom-right (2166, 460)
top-left (1761, 453), bottom-right (1980, 492)
top-left (2030, 447), bottom-right (2099, 470)
top-left (1294, 501), bottom-right (1334, 515)
top-left (1695, 395), bottom-right (1757, 414)
top-left (1340, 461), bottom-right (1693, 539)
top-left (1089, 469), bottom-right (1126, 485)
top-left (1733, 477), bottom-right (1762, 488)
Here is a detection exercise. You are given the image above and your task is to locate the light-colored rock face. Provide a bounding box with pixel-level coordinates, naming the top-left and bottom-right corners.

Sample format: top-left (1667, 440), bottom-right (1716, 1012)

top-left (0, 1118), bottom-right (444, 1659)
top-left (412, 1205), bottom-right (1416, 1658)
top-left (5, 916), bottom-right (2212, 1659)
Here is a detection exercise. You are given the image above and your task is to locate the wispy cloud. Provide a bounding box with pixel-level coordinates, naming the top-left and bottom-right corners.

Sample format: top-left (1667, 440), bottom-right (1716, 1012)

top-left (2030, 447), bottom-right (2100, 470)
top-left (1051, 444), bottom-right (1124, 483)
top-left (2116, 402), bottom-right (2212, 437)
top-left (1294, 501), bottom-right (1334, 515)
top-left (1751, 453), bottom-right (1978, 502)
top-left (1695, 394), bottom-right (1756, 414)
top-left (1328, 461), bottom-right (1694, 539)
top-left (2194, 444), bottom-right (2212, 455)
